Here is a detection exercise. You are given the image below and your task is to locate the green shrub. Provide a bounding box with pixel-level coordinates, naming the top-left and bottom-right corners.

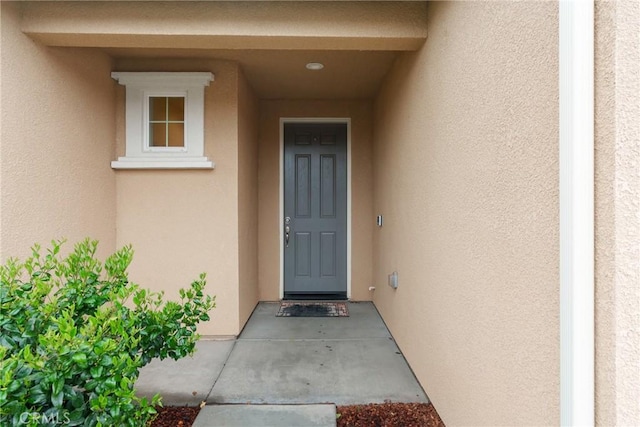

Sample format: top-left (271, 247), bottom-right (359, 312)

top-left (0, 239), bottom-right (215, 426)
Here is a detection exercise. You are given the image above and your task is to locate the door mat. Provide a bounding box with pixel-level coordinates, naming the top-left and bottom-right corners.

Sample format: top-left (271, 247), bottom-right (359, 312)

top-left (276, 302), bottom-right (349, 317)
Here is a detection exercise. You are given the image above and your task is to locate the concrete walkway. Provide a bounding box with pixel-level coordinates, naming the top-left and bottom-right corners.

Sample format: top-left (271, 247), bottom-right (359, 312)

top-left (135, 302), bottom-right (427, 426)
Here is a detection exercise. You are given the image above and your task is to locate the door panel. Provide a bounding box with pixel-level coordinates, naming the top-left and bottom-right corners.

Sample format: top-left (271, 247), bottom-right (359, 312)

top-left (320, 232), bottom-right (336, 277)
top-left (284, 123), bottom-right (347, 298)
top-left (320, 155), bottom-right (336, 218)
top-left (294, 232), bottom-right (312, 277)
top-left (295, 155), bottom-right (311, 217)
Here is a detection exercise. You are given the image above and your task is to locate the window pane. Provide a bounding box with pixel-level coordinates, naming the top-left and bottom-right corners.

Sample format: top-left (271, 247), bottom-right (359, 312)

top-left (149, 97), bottom-right (167, 121)
top-left (168, 97), bottom-right (185, 121)
top-left (167, 123), bottom-right (184, 147)
top-left (150, 123), bottom-right (166, 147)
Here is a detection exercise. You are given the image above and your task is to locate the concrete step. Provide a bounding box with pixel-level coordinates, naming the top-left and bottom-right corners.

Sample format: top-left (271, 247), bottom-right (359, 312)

top-left (192, 404), bottom-right (337, 427)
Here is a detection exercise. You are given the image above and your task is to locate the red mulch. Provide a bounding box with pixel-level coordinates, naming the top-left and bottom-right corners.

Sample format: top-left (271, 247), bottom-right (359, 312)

top-left (150, 402), bottom-right (445, 427)
top-left (150, 406), bottom-right (201, 427)
top-left (337, 403), bottom-right (445, 427)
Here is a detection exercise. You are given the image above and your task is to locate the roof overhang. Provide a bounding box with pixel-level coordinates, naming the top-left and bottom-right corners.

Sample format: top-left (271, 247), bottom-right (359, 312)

top-left (21, 1), bottom-right (427, 51)
top-left (19, 1), bottom-right (428, 99)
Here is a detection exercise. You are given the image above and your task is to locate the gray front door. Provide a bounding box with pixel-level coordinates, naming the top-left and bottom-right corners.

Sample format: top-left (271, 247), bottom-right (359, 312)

top-left (284, 122), bottom-right (347, 299)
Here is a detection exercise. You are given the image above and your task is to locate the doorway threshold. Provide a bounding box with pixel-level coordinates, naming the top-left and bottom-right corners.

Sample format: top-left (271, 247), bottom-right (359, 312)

top-left (283, 292), bottom-right (347, 301)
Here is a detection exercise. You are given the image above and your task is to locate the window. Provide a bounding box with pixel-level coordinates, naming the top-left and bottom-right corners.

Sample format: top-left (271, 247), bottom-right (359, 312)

top-left (149, 96), bottom-right (185, 148)
top-left (111, 72), bottom-right (214, 169)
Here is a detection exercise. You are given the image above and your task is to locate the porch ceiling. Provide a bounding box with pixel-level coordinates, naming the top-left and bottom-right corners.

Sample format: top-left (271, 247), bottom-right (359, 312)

top-left (20, 1), bottom-right (427, 99)
top-left (106, 48), bottom-right (399, 99)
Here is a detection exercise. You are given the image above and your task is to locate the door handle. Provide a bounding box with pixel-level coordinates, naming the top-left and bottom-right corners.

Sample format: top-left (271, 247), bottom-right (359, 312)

top-left (284, 216), bottom-right (291, 248)
top-left (285, 226), bottom-right (290, 248)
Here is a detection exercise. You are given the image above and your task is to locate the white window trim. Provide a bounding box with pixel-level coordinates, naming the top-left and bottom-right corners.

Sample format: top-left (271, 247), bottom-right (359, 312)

top-left (111, 72), bottom-right (214, 169)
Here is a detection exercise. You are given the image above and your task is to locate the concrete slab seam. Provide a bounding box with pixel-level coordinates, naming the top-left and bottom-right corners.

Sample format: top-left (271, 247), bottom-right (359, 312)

top-left (202, 338), bottom-right (239, 404)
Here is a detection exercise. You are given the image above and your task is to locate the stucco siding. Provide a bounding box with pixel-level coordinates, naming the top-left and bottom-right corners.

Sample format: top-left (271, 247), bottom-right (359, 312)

top-left (3, 1), bottom-right (638, 423)
top-left (114, 58), bottom-right (242, 336)
top-left (372, 2), bottom-right (559, 425)
top-left (0, 1), bottom-right (116, 261)
top-left (594, 0), bottom-right (640, 424)
top-left (237, 68), bottom-right (260, 328)
top-left (258, 100), bottom-right (373, 301)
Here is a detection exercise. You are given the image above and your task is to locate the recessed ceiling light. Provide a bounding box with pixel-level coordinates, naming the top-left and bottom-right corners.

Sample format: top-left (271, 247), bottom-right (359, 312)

top-left (305, 62), bottom-right (324, 70)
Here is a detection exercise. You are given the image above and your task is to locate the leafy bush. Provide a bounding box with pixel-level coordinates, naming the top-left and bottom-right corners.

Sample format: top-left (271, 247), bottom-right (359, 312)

top-left (0, 239), bottom-right (215, 426)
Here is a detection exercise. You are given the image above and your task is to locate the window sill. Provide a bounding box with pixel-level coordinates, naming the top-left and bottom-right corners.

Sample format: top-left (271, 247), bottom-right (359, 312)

top-left (111, 157), bottom-right (215, 170)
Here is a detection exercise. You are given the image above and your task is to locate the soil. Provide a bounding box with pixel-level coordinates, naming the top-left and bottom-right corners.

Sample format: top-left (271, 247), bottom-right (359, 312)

top-left (150, 406), bottom-right (201, 427)
top-left (150, 402), bottom-right (445, 426)
top-left (337, 403), bottom-right (445, 427)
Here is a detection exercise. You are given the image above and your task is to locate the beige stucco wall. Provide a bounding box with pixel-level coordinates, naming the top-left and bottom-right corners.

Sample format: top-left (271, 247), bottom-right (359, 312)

top-left (594, 0), bottom-right (640, 424)
top-left (372, 2), bottom-right (559, 425)
top-left (114, 58), bottom-right (250, 336)
top-left (258, 100), bottom-right (373, 301)
top-left (1, 1), bottom-right (637, 422)
top-left (0, 2), bottom-right (116, 262)
top-left (237, 68), bottom-right (260, 329)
